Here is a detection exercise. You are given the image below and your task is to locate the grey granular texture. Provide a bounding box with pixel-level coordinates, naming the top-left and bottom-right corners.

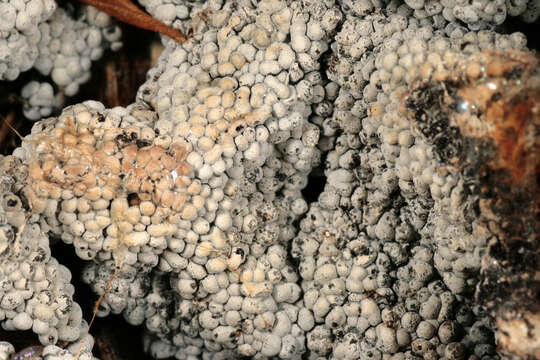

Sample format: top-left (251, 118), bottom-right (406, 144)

top-left (0, 337), bottom-right (97, 360)
top-left (0, 0), bottom-right (56, 81)
top-left (0, 155), bottom-right (90, 347)
top-left (33, 5), bottom-right (122, 97)
top-left (0, 0), bottom-right (537, 359)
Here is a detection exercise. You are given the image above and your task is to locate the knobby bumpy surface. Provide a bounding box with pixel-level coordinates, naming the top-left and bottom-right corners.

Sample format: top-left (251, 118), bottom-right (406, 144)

top-left (0, 0), bottom-right (539, 360)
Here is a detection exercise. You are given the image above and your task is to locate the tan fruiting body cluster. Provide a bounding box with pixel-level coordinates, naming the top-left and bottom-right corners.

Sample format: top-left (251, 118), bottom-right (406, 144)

top-left (26, 112), bottom-right (191, 206)
top-left (17, 105), bottom-right (194, 269)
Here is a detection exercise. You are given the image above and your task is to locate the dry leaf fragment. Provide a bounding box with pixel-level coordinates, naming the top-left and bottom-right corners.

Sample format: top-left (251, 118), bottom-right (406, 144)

top-left (75, 0), bottom-right (188, 42)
